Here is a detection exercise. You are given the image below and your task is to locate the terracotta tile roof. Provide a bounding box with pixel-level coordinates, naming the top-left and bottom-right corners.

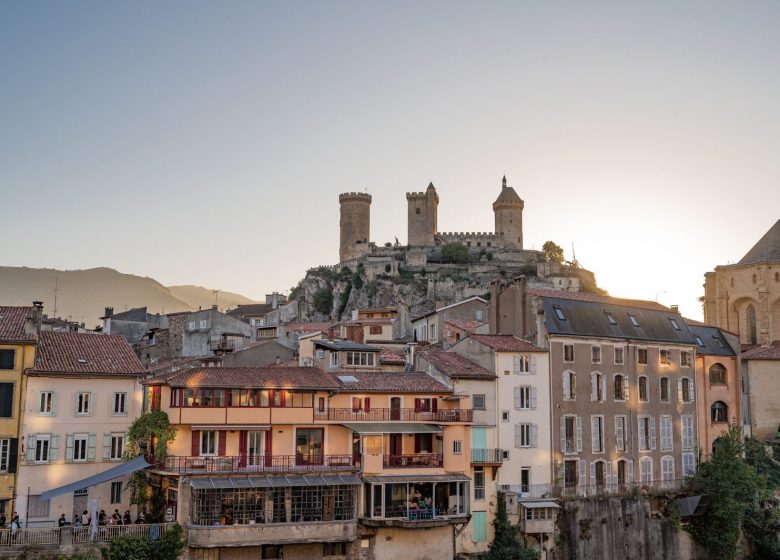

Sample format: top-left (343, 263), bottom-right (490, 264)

top-left (336, 318), bottom-right (395, 326)
top-left (527, 288), bottom-right (670, 312)
top-left (284, 322), bottom-right (335, 333)
top-left (445, 319), bottom-right (486, 333)
top-left (227, 304), bottom-right (274, 318)
top-left (742, 342), bottom-right (780, 360)
top-left (33, 331), bottom-right (145, 375)
top-left (379, 349), bottom-right (406, 364)
top-left (418, 351), bottom-right (495, 379)
top-left (152, 366), bottom-right (341, 389)
top-left (0, 306), bottom-right (37, 342)
top-left (467, 334), bottom-right (545, 352)
top-left (334, 371), bottom-right (452, 393)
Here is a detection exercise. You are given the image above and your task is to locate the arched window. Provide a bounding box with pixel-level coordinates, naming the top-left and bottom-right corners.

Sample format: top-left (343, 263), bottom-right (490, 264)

top-left (709, 363), bottom-right (727, 385)
top-left (659, 377), bottom-right (670, 402)
top-left (614, 374), bottom-right (625, 401)
top-left (638, 376), bottom-right (648, 402)
top-left (711, 401), bottom-right (728, 423)
top-left (747, 305), bottom-right (757, 345)
top-left (563, 371), bottom-right (576, 400)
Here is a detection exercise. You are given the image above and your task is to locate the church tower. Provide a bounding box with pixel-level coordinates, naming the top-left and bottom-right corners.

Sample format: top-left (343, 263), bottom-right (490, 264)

top-left (406, 182), bottom-right (439, 247)
top-left (339, 192), bottom-right (372, 262)
top-left (493, 175), bottom-right (524, 250)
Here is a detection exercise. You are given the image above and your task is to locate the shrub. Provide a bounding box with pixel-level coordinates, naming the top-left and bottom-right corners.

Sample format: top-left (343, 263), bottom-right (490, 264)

top-left (441, 243), bottom-right (470, 264)
top-left (313, 289), bottom-right (334, 315)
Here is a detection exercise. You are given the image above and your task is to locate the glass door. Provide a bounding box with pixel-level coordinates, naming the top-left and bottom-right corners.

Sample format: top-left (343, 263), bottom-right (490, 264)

top-left (296, 428), bottom-right (323, 465)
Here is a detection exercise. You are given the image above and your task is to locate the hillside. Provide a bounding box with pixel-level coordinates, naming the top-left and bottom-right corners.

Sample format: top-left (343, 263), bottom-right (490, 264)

top-left (0, 267), bottom-right (255, 328)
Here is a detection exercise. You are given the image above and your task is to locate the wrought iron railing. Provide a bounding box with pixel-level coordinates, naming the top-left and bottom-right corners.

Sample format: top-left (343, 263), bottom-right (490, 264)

top-left (154, 454), bottom-right (359, 473)
top-left (383, 454), bottom-right (443, 468)
top-left (313, 408), bottom-right (472, 422)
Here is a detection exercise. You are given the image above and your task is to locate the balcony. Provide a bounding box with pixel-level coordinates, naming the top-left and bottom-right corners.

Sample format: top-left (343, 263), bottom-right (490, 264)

top-left (471, 448), bottom-right (504, 465)
top-left (383, 454), bottom-right (443, 468)
top-left (188, 520), bottom-right (356, 548)
top-left (153, 454), bottom-right (359, 474)
top-left (563, 439), bottom-right (577, 453)
top-left (209, 339), bottom-right (236, 351)
top-left (313, 408), bottom-right (472, 422)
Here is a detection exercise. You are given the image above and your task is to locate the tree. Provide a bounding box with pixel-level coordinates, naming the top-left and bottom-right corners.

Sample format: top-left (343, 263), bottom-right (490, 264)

top-left (125, 410), bottom-right (176, 463)
top-left (542, 241), bottom-right (564, 264)
top-left (486, 493), bottom-right (539, 560)
top-left (312, 288), bottom-right (334, 315)
top-left (101, 523), bottom-right (185, 560)
top-left (441, 242), bottom-right (470, 264)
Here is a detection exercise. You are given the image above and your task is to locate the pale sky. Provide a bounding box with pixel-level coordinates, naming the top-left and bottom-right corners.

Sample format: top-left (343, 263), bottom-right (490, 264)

top-left (2, 1), bottom-right (779, 320)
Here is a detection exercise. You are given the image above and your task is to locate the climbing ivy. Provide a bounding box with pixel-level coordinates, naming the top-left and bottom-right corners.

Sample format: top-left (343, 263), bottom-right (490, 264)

top-left (125, 410), bottom-right (176, 462)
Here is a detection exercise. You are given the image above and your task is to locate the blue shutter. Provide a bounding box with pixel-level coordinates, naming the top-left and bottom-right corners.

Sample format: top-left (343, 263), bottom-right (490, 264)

top-left (471, 511), bottom-right (488, 542)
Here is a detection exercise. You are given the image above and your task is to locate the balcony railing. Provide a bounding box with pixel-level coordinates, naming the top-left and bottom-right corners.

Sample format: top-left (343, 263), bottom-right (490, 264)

top-left (500, 479), bottom-right (684, 499)
top-left (209, 339), bottom-right (236, 351)
top-left (0, 523), bottom-right (174, 548)
top-left (471, 448), bottom-right (504, 464)
top-left (383, 454), bottom-right (443, 468)
top-left (154, 454), bottom-right (359, 473)
top-left (314, 408), bottom-right (472, 422)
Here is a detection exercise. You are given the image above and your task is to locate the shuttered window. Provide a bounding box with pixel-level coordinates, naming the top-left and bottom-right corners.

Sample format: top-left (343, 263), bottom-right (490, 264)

top-left (471, 511), bottom-right (487, 542)
top-left (0, 383), bottom-right (13, 418)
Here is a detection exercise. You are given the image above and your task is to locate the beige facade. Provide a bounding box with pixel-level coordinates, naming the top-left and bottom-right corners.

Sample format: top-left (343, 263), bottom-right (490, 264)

top-left (741, 347), bottom-right (780, 440)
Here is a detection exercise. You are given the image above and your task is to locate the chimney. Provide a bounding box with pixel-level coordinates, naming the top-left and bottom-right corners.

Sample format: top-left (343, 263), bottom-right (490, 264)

top-left (275, 356), bottom-right (281, 365)
top-left (670, 305), bottom-right (679, 313)
top-left (489, 280), bottom-right (502, 334)
top-left (104, 307), bottom-right (114, 318)
top-left (212, 304), bottom-right (218, 310)
top-left (28, 301), bottom-right (44, 334)
top-left (405, 342), bottom-right (418, 370)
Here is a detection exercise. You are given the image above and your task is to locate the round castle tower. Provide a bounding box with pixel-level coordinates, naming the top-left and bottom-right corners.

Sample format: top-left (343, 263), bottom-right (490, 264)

top-left (493, 175), bottom-right (524, 250)
top-left (339, 192), bottom-right (372, 262)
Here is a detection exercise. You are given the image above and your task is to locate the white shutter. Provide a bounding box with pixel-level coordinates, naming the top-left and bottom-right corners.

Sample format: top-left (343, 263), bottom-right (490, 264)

top-left (51, 393), bottom-right (57, 415)
top-left (514, 387), bottom-right (522, 409)
top-left (601, 376), bottom-right (607, 402)
top-left (689, 378), bottom-right (695, 402)
top-left (87, 434), bottom-right (97, 460)
top-left (529, 356), bottom-right (537, 375)
top-left (530, 424), bottom-right (538, 448)
top-left (576, 416), bottom-right (583, 452)
top-left (677, 379), bottom-right (683, 402)
top-left (530, 387), bottom-right (537, 410)
top-left (627, 460), bottom-right (634, 483)
top-left (615, 417), bottom-right (624, 452)
top-left (578, 460), bottom-right (587, 495)
top-left (638, 417), bottom-right (647, 450)
top-left (88, 393), bottom-right (94, 416)
top-left (563, 372), bottom-right (571, 400)
top-left (65, 434), bottom-right (74, 463)
top-left (590, 373), bottom-right (597, 401)
top-left (639, 458), bottom-right (647, 483)
top-left (647, 459), bottom-right (653, 483)
top-left (513, 355), bottom-right (521, 374)
top-left (514, 424), bottom-right (523, 448)
top-left (607, 461), bottom-right (613, 487)
top-left (74, 394), bottom-right (80, 417)
top-left (591, 416), bottom-right (600, 453)
top-left (623, 377), bottom-right (630, 400)
top-left (590, 461), bottom-right (596, 489)
top-left (103, 433), bottom-right (111, 460)
top-left (50, 433), bottom-right (60, 462)
top-left (26, 434), bottom-right (36, 462)
top-left (560, 416), bottom-right (567, 453)
top-left (650, 417), bottom-right (657, 450)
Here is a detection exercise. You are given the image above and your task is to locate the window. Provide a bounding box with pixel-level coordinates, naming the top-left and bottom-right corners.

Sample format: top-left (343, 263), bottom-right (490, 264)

top-left (476, 309), bottom-right (483, 321)
top-left (415, 207), bottom-right (421, 215)
top-left (615, 416), bottom-right (627, 452)
top-left (695, 336), bottom-right (705, 347)
top-left (637, 348), bottom-right (647, 364)
top-left (638, 376), bottom-right (648, 402)
top-left (76, 392), bottom-right (91, 416)
top-left (660, 377), bottom-right (670, 402)
top-left (713, 336), bottom-right (725, 349)
top-left (554, 307), bottom-right (566, 321)
top-left (0, 383), bottom-right (12, 418)
top-left (681, 351), bottom-right (691, 367)
top-left (659, 350), bottom-right (671, 366)
top-left (513, 355), bottom-right (532, 374)
top-left (0, 439), bottom-right (10, 472)
top-left (430, 323), bottom-right (436, 340)
top-left (28, 495), bottom-right (50, 518)
top-left (199, 320), bottom-right (207, 328)
top-left (679, 378), bottom-right (693, 403)
top-left (628, 314), bottom-right (640, 327)
top-left (201, 431), bottom-right (217, 456)
top-left (591, 346), bottom-right (601, 364)
top-left (262, 545), bottom-right (282, 559)
top-left (682, 452), bottom-right (696, 477)
top-left (329, 352), bottom-right (338, 367)
top-left (369, 325), bottom-right (382, 335)
top-left (188, 321), bottom-right (196, 330)
top-left (682, 415), bottom-right (695, 450)
top-left (39, 391), bottom-right (54, 415)
top-left (604, 311), bottom-right (617, 325)
top-left (453, 440), bottom-right (462, 454)
top-left (316, 349), bottom-right (325, 360)
top-left (591, 372), bottom-right (605, 402)
top-left (34, 435), bottom-right (51, 462)
top-left (709, 363), bottom-right (726, 385)
top-left (563, 344), bottom-right (574, 362)
top-left (638, 416), bottom-right (654, 451)
top-left (711, 401), bottom-right (728, 423)
top-left (0, 350), bottom-right (15, 370)
top-left (561, 415), bottom-right (581, 453)
top-left (471, 511), bottom-right (487, 542)
top-left (110, 434), bottom-right (124, 460)
top-left (514, 423), bottom-right (536, 448)
top-left (346, 352), bottom-right (375, 367)
top-left (474, 468), bottom-right (485, 500)
top-left (501, 411), bottom-right (509, 422)
top-left (661, 456), bottom-right (674, 483)
top-left (514, 386), bottom-right (536, 410)
top-left (110, 481), bottom-right (122, 504)
top-left (472, 394), bottom-right (486, 410)
top-left (614, 374), bottom-right (626, 401)
top-left (614, 347), bottom-right (624, 365)
top-left (324, 542), bottom-right (348, 557)
top-left (73, 434), bottom-right (88, 462)
top-left (563, 371), bottom-right (576, 400)
top-left (639, 457), bottom-right (653, 484)
top-left (112, 393), bottom-right (127, 415)
top-left (669, 318), bottom-right (681, 331)
top-left (660, 415), bottom-right (673, 451)
top-left (591, 415), bottom-right (604, 453)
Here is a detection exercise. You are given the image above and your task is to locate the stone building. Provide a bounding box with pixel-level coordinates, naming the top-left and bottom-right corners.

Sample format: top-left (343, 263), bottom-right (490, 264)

top-left (704, 219), bottom-right (780, 347)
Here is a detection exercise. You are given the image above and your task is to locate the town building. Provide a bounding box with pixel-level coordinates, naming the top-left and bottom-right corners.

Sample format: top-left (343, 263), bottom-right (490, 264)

top-left (220, 339), bottom-right (296, 368)
top-left (411, 297), bottom-right (488, 345)
top-left (0, 304), bottom-right (40, 517)
top-left (740, 343), bottom-right (780, 440)
top-left (16, 331), bottom-right (145, 526)
top-left (143, 366), bottom-right (474, 560)
top-left (703, 219), bottom-right (780, 347)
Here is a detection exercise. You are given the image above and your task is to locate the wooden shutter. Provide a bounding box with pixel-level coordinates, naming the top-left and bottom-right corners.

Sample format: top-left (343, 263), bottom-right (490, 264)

top-left (102, 433), bottom-right (111, 460)
top-left (638, 417), bottom-right (646, 450)
top-left (578, 460), bottom-right (587, 495)
top-left (414, 398), bottom-right (421, 413)
top-left (615, 417), bottom-right (624, 452)
top-left (576, 416), bottom-right (583, 452)
top-left (591, 416), bottom-right (600, 454)
top-left (563, 372), bottom-right (570, 400)
top-left (218, 431), bottom-right (226, 456)
top-left (623, 377), bottom-right (630, 400)
top-left (513, 355), bottom-right (521, 374)
top-left (590, 373), bottom-right (597, 401)
top-left (530, 387), bottom-right (537, 410)
top-left (560, 416), bottom-right (567, 453)
top-left (650, 417), bottom-right (657, 450)
top-left (50, 433), bottom-right (60, 462)
top-left (627, 460), bottom-right (634, 483)
top-left (87, 434), bottom-right (97, 460)
top-left (431, 399), bottom-right (437, 413)
top-left (26, 435), bottom-right (35, 462)
top-left (8, 439), bottom-right (17, 474)
top-left (514, 424), bottom-right (523, 448)
top-left (530, 424), bottom-right (538, 448)
top-left (590, 461), bottom-right (596, 488)
top-left (639, 457), bottom-right (647, 483)
top-left (514, 387), bottom-right (522, 409)
top-left (352, 397), bottom-right (360, 412)
top-left (65, 434), bottom-right (74, 463)
top-left (689, 378), bottom-right (695, 402)
top-left (529, 356), bottom-right (537, 375)
top-left (677, 379), bottom-right (683, 402)
top-left (191, 430), bottom-right (200, 456)
top-left (601, 376), bottom-right (607, 402)
top-left (607, 461), bottom-right (614, 487)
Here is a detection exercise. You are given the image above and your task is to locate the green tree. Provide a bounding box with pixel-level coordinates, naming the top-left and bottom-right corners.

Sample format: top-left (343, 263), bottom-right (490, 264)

top-left (312, 288), bottom-right (334, 315)
top-left (441, 242), bottom-right (470, 264)
top-left (486, 493), bottom-right (539, 560)
top-left (125, 410), bottom-right (176, 462)
top-left (101, 524), bottom-right (185, 560)
top-left (542, 241), bottom-right (564, 264)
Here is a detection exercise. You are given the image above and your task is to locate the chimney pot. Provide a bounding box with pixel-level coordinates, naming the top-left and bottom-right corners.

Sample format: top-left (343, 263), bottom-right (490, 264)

top-left (671, 304), bottom-right (679, 313)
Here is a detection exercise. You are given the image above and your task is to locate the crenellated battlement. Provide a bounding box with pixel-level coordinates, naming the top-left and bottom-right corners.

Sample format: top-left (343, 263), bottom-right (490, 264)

top-left (405, 192), bottom-right (427, 199)
top-left (339, 192), bottom-right (372, 203)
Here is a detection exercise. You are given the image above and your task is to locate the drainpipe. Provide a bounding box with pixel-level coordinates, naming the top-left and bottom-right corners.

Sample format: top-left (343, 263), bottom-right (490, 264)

top-left (16, 343), bottom-right (29, 523)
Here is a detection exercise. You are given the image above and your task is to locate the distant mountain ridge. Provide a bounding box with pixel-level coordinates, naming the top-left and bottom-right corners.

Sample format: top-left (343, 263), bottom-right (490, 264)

top-left (0, 266), bottom-right (256, 328)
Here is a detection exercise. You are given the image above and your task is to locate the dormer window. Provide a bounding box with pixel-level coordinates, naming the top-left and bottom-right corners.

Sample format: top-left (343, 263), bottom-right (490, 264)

top-left (669, 318), bottom-right (681, 331)
top-left (554, 307), bottom-right (566, 321)
top-left (713, 336), bottom-right (725, 349)
top-left (628, 314), bottom-right (640, 328)
top-left (695, 336), bottom-right (705, 347)
top-left (604, 311), bottom-right (617, 325)
top-left (77, 359), bottom-right (87, 364)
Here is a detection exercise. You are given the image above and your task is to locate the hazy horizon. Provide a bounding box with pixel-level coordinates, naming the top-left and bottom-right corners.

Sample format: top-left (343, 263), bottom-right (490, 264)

top-left (3, 1), bottom-right (779, 320)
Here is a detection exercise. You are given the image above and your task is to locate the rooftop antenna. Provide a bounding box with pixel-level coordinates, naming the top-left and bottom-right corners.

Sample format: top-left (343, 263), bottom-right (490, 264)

top-left (212, 289), bottom-right (220, 307)
top-left (655, 290), bottom-right (667, 303)
top-left (53, 276), bottom-right (59, 316)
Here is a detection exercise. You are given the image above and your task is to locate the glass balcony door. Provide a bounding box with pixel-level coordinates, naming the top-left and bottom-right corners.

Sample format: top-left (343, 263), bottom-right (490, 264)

top-left (296, 428), bottom-right (324, 465)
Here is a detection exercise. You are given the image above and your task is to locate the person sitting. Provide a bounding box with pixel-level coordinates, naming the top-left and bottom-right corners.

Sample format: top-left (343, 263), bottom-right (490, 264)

top-left (123, 511), bottom-right (131, 525)
top-left (98, 510), bottom-right (107, 525)
top-left (58, 514), bottom-right (67, 527)
top-left (136, 510), bottom-right (146, 524)
top-left (81, 511), bottom-right (89, 526)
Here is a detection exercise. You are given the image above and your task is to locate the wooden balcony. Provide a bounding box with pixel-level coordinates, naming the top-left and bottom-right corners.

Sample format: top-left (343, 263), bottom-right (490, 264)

top-left (383, 454), bottom-right (443, 468)
top-left (152, 454), bottom-right (359, 474)
top-left (313, 408), bottom-right (472, 422)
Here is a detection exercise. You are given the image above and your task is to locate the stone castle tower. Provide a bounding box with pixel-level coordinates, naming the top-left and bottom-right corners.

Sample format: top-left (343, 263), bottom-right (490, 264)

top-left (339, 192), bottom-right (372, 262)
top-left (493, 175), bottom-right (524, 250)
top-left (406, 182), bottom-right (439, 247)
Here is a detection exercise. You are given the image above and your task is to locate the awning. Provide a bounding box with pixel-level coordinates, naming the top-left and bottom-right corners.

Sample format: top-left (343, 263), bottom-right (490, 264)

top-left (190, 474), bottom-right (362, 490)
top-left (342, 423), bottom-right (442, 434)
top-left (520, 500), bottom-right (559, 509)
top-left (362, 474), bottom-right (470, 484)
top-left (41, 455), bottom-right (151, 501)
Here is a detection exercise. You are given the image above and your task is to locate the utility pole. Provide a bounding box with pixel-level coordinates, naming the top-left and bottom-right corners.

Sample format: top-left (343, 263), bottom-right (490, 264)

top-left (212, 290), bottom-right (220, 308)
top-left (53, 276), bottom-right (59, 316)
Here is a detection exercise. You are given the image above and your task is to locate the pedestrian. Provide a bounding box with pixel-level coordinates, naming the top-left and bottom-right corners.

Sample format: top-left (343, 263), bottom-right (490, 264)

top-left (58, 514), bottom-right (67, 527)
top-left (123, 510), bottom-right (131, 525)
top-left (81, 510), bottom-right (89, 526)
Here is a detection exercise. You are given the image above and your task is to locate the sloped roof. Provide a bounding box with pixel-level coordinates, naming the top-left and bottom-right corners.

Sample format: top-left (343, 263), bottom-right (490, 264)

top-left (419, 350), bottom-right (495, 379)
top-left (0, 306), bottom-right (37, 342)
top-left (152, 366), bottom-right (341, 389)
top-left (742, 342), bottom-right (780, 360)
top-left (528, 288), bottom-right (669, 311)
top-left (33, 331), bottom-right (145, 375)
top-left (445, 319), bottom-right (487, 334)
top-left (467, 334), bottom-right (544, 352)
top-left (686, 324), bottom-right (736, 357)
top-left (738, 220), bottom-right (780, 265)
top-left (333, 371), bottom-right (452, 393)
top-left (227, 303), bottom-right (274, 318)
top-left (494, 177), bottom-right (523, 205)
top-left (313, 339), bottom-right (379, 352)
